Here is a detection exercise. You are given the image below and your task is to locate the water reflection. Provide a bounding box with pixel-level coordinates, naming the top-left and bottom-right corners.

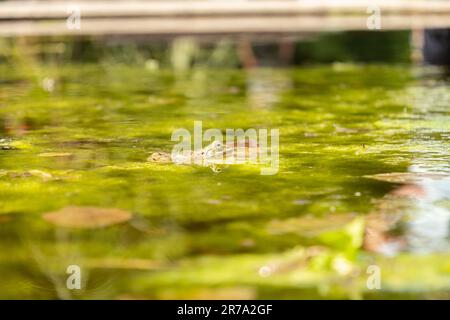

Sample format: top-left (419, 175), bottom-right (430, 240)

top-left (404, 167), bottom-right (450, 253)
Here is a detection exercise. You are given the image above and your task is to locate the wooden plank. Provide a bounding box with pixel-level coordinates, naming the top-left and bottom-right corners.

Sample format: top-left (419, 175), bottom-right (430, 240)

top-left (2, 0), bottom-right (450, 19)
top-left (1, 15), bottom-right (450, 37)
top-left (1, 1), bottom-right (450, 36)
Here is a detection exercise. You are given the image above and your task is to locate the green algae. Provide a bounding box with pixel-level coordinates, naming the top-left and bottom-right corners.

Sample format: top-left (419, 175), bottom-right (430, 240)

top-left (0, 44), bottom-right (449, 299)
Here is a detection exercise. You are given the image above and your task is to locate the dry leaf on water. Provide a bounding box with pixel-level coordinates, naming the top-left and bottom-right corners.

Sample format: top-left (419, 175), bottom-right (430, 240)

top-left (0, 215), bottom-right (12, 224)
top-left (38, 152), bottom-right (73, 158)
top-left (43, 206), bottom-right (132, 229)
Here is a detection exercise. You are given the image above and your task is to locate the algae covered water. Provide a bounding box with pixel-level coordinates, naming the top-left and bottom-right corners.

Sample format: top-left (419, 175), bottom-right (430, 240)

top-left (0, 39), bottom-right (449, 299)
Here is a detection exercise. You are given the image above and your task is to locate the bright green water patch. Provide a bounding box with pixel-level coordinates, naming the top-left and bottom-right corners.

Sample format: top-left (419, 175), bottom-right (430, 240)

top-left (0, 60), bottom-right (449, 299)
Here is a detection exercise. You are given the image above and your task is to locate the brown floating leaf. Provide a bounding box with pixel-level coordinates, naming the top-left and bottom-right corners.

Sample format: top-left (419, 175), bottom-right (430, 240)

top-left (0, 215), bottom-right (12, 224)
top-left (363, 212), bottom-right (406, 254)
top-left (38, 152), bottom-right (73, 158)
top-left (1, 169), bottom-right (54, 180)
top-left (28, 170), bottom-right (53, 180)
top-left (117, 287), bottom-right (257, 300)
top-left (363, 195), bottom-right (410, 254)
top-left (364, 172), bottom-right (449, 184)
top-left (390, 184), bottom-right (427, 198)
top-left (156, 287), bottom-right (256, 300)
top-left (43, 206), bottom-right (132, 229)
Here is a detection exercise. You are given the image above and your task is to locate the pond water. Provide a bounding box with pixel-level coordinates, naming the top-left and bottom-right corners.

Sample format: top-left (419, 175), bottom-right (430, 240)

top-left (0, 38), bottom-right (449, 299)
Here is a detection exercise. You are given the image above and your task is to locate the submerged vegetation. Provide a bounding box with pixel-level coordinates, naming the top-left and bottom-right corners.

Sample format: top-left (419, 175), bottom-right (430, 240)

top-left (0, 36), bottom-right (449, 299)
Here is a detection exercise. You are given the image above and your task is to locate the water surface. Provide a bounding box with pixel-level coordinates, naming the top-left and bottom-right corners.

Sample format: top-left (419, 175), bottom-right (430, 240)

top-left (0, 52), bottom-right (449, 299)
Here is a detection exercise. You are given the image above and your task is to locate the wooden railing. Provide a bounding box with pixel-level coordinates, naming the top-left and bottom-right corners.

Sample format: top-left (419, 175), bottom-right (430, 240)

top-left (1, 0), bottom-right (450, 36)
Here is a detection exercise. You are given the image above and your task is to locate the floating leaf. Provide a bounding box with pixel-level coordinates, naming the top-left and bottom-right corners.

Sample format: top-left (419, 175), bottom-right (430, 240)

top-left (38, 152), bottom-right (73, 158)
top-left (43, 206), bottom-right (132, 229)
top-left (364, 172), bottom-right (449, 184)
top-left (0, 215), bottom-right (12, 224)
top-left (390, 184), bottom-right (427, 198)
top-left (156, 287), bottom-right (256, 300)
top-left (1, 169), bottom-right (54, 181)
top-left (363, 194), bottom-right (411, 254)
top-left (28, 170), bottom-right (53, 180)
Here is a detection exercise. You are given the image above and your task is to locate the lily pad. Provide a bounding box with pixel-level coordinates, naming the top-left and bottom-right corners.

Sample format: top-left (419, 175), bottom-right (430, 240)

top-left (42, 206), bottom-right (132, 229)
top-left (364, 172), bottom-right (450, 184)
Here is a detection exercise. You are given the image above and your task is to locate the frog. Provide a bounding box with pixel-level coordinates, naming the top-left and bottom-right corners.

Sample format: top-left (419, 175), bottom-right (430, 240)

top-left (148, 140), bottom-right (232, 172)
top-left (148, 139), bottom-right (262, 173)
